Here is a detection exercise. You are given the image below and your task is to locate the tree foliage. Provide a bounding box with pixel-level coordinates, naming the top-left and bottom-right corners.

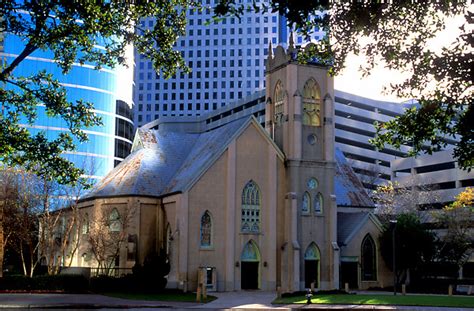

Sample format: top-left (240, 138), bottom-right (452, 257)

top-left (215, 0), bottom-right (473, 169)
top-left (379, 213), bottom-right (436, 284)
top-left (434, 187), bottom-right (473, 269)
top-left (0, 0), bottom-right (193, 185)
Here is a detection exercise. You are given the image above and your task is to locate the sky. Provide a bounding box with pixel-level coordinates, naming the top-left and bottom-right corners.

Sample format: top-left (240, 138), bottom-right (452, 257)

top-left (334, 14), bottom-right (466, 103)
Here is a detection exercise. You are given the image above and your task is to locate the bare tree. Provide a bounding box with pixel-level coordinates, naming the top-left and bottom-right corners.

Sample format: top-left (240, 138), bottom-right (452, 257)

top-left (88, 205), bottom-right (134, 276)
top-left (0, 167), bottom-right (20, 277)
top-left (372, 179), bottom-right (440, 222)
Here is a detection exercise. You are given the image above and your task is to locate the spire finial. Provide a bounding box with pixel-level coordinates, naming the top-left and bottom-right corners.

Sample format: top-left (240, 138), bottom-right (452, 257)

top-left (289, 32), bottom-right (295, 49)
top-left (268, 40), bottom-right (273, 58)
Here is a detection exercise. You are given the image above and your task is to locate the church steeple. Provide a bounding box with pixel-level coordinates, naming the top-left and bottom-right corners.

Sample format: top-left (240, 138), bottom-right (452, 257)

top-left (289, 32), bottom-right (295, 49)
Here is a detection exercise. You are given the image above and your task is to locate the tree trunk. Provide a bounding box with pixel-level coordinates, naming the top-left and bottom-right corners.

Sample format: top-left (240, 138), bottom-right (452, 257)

top-left (0, 201), bottom-right (4, 278)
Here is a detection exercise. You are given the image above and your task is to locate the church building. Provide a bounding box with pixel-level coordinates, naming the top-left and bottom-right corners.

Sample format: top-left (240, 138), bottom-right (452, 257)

top-left (74, 42), bottom-right (393, 292)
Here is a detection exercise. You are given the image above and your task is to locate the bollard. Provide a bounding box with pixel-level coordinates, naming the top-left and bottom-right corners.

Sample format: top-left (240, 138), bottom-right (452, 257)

top-left (402, 284), bottom-right (406, 295)
top-left (202, 283), bottom-right (207, 300)
top-left (277, 286), bottom-right (282, 299)
top-left (345, 282), bottom-right (349, 293)
top-left (311, 282), bottom-right (315, 292)
top-left (306, 288), bottom-right (313, 304)
top-left (196, 283), bottom-right (202, 302)
top-left (468, 285), bottom-right (472, 295)
top-left (448, 285), bottom-right (453, 296)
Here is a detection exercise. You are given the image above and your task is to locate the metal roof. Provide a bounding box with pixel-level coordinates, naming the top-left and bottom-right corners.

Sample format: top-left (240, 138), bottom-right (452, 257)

top-left (334, 148), bottom-right (375, 208)
top-left (83, 117), bottom-right (249, 200)
top-left (337, 212), bottom-right (370, 246)
top-left (83, 117), bottom-right (375, 209)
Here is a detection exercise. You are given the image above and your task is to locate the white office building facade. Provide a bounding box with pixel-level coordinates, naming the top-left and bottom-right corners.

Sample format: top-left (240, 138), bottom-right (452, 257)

top-left (134, 1), bottom-right (325, 127)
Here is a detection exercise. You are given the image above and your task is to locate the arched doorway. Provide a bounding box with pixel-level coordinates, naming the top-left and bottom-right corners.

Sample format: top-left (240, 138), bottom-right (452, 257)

top-left (241, 240), bottom-right (260, 289)
top-left (304, 242), bottom-right (320, 288)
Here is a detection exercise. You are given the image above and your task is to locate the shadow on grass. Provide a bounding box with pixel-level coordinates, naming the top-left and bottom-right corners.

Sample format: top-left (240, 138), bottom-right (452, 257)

top-left (274, 294), bottom-right (474, 308)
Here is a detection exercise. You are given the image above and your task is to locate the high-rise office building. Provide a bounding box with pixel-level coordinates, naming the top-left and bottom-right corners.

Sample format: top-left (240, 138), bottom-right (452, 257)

top-left (133, 2), bottom-right (467, 197)
top-left (133, 1), bottom-right (324, 127)
top-left (1, 29), bottom-right (134, 180)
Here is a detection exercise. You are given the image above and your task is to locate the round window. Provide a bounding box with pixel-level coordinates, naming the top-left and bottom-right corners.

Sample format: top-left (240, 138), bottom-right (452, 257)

top-left (307, 177), bottom-right (318, 189)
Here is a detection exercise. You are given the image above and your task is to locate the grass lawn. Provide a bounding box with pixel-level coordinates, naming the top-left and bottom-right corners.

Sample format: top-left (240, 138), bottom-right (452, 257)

top-left (102, 291), bottom-right (217, 303)
top-left (273, 294), bottom-right (474, 308)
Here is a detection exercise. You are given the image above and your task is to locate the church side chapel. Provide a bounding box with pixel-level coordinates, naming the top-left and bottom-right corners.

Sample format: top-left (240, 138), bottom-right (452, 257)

top-left (70, 40), bottom-right (393, 292)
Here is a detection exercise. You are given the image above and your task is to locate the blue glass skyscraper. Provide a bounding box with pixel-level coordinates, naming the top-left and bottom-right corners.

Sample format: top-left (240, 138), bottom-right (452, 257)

top-left (1, 30), bottom-right (134, 180)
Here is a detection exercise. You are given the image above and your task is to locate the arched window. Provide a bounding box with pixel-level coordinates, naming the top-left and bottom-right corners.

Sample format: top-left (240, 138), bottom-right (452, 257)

top-left (274, 81), bottom-right (284, 125)
top-left (361, 234), bottom-right (377, 281)
top-left (241, 180), bottom-right (261, 233)
top-left (200, 211), bottom-right (212, 247)
top-left (303, 79), bottom-right (321, 126)
top-left (82, 213), bottom-right (89, 234)
top-left (166, 223), bottom-right (172, 256)
top-left (109, 208), bottom-right (121, 232)
top-left (314, 193), bottom-right (323, 213)
top-left (302, 192), bottom-right (311, 214)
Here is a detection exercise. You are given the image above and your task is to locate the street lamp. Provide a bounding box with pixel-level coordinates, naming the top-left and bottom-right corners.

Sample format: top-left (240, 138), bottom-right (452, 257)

top-left (389, 219), bottom-right (398, 296)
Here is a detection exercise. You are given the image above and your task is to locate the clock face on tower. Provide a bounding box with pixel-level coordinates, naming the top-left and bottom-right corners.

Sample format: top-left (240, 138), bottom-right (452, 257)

top-left (307, 177), bottom-right (318, 189)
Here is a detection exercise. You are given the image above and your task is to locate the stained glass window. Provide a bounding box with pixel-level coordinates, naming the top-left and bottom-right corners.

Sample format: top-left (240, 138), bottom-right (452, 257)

top-left (303, 79), bottom-right (321, 126)
top-left (304, 242), bottom-right (321, 260)
top-left (307, 177), bottom-right (318, 189)
top-left (241, 240), bottom-right (260, 261)
top-left (241, 180), bottom-right (261, 233)
top-left (109, 208), bottom-right (121, 232)
top-left (302, 192), bottom-right (310, 214)
top-left (314, 193), bottom-right (323, 213)
top-left (82, 214), bottom-right (89, 234)
top-left (274, 81), bottom-right (284, 126)
top-left (200, 211), bottom-right (212, 247)
top-left (361, 235), bottom-right (377, 281)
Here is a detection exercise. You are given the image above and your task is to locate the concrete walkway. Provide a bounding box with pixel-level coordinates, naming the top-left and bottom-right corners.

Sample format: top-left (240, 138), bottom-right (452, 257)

top-left (191, 290), bottom-right (282, 309)
top-left (0, 293), bottom-right (198, 309)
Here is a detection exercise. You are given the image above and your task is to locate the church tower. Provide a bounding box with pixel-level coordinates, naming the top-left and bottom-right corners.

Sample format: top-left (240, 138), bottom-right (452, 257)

top-left (265, 37), bottom-right (339, 292)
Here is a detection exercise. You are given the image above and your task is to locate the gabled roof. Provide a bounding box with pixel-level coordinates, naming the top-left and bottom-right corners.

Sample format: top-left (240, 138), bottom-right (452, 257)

top-left (82, 116), bottom-right (283, 200)
top-left (334, 148), bottom-right (375, 208)
top-left (337, 212), bottom-right (383, 246)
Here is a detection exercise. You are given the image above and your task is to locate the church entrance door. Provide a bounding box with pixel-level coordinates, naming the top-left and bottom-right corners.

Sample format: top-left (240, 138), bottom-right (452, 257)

top-left (304, 243), bottom-right (321, 289)
top-left (241, 262), bottom-right (259, 289)
top-left (304, 260), bottom-right (319, 288)
top-left (341, 261), bottom-right (358, 289)
top-left (240, 240), bottom-right (260, 290)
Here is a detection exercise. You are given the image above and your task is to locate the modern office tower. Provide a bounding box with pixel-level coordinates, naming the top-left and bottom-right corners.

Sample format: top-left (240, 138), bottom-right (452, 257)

top-left (1, 30), bottom-right (134, 180)
top-left (133, 1), bottom-right (324, 127)
top-left (391, 150), bottom-right (474, 206)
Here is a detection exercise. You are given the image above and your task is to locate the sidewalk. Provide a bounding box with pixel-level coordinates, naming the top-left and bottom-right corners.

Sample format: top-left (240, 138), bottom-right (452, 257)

top-left (0, 293), bottom-right (199, 309)
top-left (0, 292), bottom-right (472, 310)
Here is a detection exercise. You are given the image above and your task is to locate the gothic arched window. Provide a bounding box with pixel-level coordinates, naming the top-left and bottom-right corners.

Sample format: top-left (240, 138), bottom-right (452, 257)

top-left (303, 79), bottom-right (321, 126)
top-left (314, 193), bottom-right (323, 213)
top-left (200, 211), bottom-right (212, 247)
top-left (274, 81), bottom-right (284, 126)
top-left (241, 180), bottom-right (261, 233)
top-left (361, 234), bottom-right (377, 281)
top-left (302, 192), bottom-right (311, 214)
top-left (82, 213), bottom-right (89, 234)
top-left (109, 208), bottom-right (121, 232)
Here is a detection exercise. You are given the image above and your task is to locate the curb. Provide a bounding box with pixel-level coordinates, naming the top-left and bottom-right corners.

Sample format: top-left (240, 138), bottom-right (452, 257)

top-left (0, 304), bottom-right (173, 309)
